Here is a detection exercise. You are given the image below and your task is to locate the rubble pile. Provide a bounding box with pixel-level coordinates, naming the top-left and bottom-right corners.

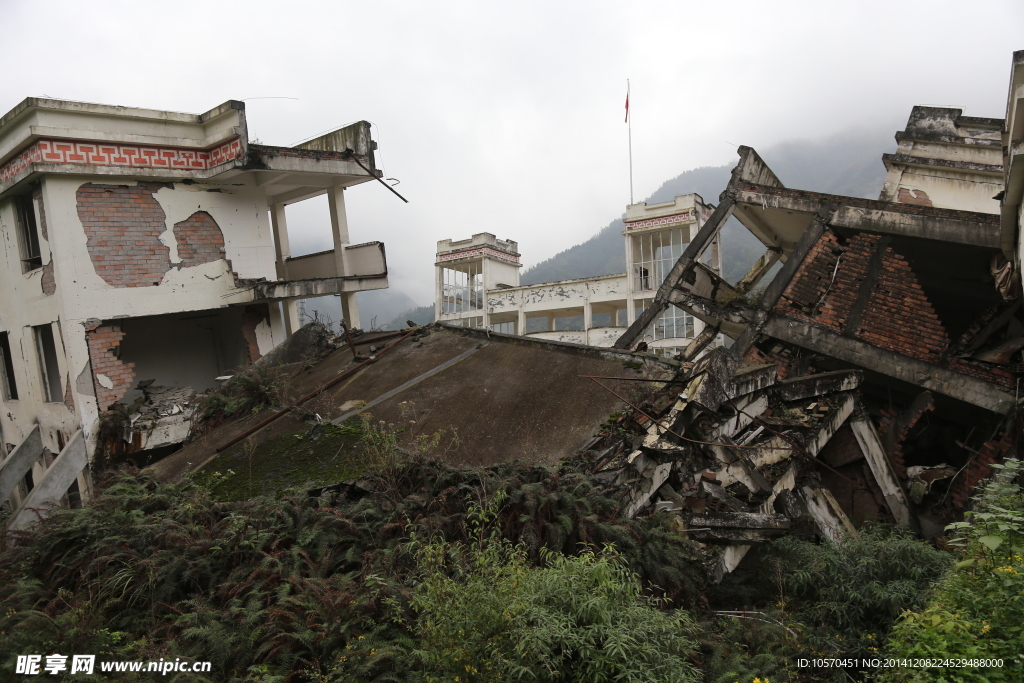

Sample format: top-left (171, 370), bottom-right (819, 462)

top-left (590, 347), bottom-right (919, 581)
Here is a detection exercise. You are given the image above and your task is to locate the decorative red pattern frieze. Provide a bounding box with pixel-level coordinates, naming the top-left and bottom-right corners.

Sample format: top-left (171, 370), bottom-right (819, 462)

top-left (436, 246), bottom-right (520, 265)
top-left (0, 137), bottom-right (243, 184)
top-left (624, 211), bottom-right (694, 230)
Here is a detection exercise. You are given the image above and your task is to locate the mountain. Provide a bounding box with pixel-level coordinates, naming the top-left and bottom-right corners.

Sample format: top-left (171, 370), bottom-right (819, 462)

top-left (383, 126), bottom-right (894, 330)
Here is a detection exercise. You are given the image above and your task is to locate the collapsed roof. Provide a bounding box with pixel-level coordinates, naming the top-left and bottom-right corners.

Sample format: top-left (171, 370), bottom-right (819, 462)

top-left (601, 139), bottom-right (1020, 575)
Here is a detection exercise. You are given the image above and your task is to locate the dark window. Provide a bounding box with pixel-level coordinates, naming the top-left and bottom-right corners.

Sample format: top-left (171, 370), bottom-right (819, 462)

top-left (0, 332), bottom-right (18, 401)
top-left (15, 194), bottom-right (42, 272)
top-left (33, 324), bottom-right (62, 403)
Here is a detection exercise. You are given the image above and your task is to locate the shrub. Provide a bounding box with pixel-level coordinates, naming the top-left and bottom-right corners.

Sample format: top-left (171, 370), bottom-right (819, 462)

top-left (766, 524), bottom-right (952, 658)
top-left (408, 537), bottom-right (700, 683)
top-left (879, 459), bottom-right (1024, 682)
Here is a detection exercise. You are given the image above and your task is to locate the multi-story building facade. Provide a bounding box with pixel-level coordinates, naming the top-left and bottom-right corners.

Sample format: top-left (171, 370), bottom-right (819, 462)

top-left (0, 97), bottom-right (390, 527)
top-left (435, 193), bottom-right (722, 355)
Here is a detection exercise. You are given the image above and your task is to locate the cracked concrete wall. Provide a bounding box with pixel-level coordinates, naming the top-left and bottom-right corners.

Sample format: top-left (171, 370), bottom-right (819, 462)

top-left (0, 185), bottom-right (80, 464)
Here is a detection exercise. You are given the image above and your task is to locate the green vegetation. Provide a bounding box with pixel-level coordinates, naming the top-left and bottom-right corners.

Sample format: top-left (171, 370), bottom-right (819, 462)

top-left (196, 420), bottom-right (366, 501)
top-left (1, 409), bottom-right (986, 682)
top-left (878, 459), bottom-right (1024, 682)
top-left (409, 537), bottom-right (699, 683)
top-left (191, 363), bottom-right (292, 433)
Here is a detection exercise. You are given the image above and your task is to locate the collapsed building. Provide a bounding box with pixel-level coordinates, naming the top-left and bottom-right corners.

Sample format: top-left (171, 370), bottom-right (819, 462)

top-left (436, 193), bottom-right (723, 356)
top-left (596, 51), bottom-right (1024, 575)
top-left (0, 97), bottom-right (392, 527)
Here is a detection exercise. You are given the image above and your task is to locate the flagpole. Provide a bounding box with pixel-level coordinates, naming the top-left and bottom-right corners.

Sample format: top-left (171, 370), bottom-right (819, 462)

top-left (627, 79), bottom-right (633, 205)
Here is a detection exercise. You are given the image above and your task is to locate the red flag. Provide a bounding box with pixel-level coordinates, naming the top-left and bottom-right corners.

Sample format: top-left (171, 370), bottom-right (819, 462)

top-left (624, 91), bottom-right (629, 123)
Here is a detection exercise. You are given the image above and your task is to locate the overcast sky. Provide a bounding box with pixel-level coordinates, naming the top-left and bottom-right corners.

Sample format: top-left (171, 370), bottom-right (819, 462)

top-left (3, 1), bottom-right (1022, 307)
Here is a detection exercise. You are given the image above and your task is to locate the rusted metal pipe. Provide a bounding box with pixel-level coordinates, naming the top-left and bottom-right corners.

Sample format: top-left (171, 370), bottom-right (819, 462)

top-left (345, 149), bottom-right (409, 203)
top-left (214, 330), bottom-right (415, 452)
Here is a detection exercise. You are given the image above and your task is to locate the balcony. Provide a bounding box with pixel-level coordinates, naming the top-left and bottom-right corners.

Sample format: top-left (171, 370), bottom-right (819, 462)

top-left (252, 241), bottom-right (388, 300)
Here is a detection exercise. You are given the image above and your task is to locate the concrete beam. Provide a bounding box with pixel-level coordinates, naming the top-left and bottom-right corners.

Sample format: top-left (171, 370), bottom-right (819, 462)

top-left (762, 315), bottom-right (1016, 414)
top-left (849, 411), bottom-right (915, 530)
top-left (733, 208), bottom-right (830, 356)
top-left (8, 430), bottom-right (86, 531)
top-left (800, 484), bottom-right (858, 542)
top-left (0, 424), bottom-right (42, 505)
top-left (735, 247), bottom-right (782, 294)
top-left (770, 369), bottom-right (863, 402)
top-left (733, 187), bottom-right (1001, 248)
top-left (252, 274), bottom-right (388, 300)
top-left (614, 198), bottom-right (736, 349)
top-left (728, 364), bottom-right (777, 399)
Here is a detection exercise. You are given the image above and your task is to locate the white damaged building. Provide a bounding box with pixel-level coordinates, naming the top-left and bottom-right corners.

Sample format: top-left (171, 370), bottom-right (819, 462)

top-left (0, 97), bottom-right (391, 526)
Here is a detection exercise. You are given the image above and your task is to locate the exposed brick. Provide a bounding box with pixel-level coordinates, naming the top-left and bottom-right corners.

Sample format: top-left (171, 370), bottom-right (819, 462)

top-left (85, 324), bottom-right (135, 412)
top-left (173, 210), bottom-right (225, 267)
top-left (947, 432), bottom-right (1014, 509)
top-left (896, 187), bottom-right (934, 207)
top-left (773, 230), bottom-right (1016, 390)
top-left (240, 304), bottom-right (269, 364)
top-left (76, 182), bottom-right (172, 287)
top-left (819, 423), bottom-right (863, 468)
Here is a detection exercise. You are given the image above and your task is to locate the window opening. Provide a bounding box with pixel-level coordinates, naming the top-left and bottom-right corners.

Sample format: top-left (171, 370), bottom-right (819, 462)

top-left (15, 194), bottom-right (42, 272)
top-left (654, 306), bottom-right (695, 341)
top-left (441, 261), bottom-right (484, 314)
top-left (632, 228), bottom-right (684, 292)
top-left (33, 324), bottom-right (62, 403)
top-left (490, 321), bottom-right (516, 335)
top-left (0, 332), bottom-right (18, 401)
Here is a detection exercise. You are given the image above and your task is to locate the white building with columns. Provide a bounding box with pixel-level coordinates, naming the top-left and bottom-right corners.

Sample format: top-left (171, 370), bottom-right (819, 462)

top-left (0, 97), bottom-right (389, 527)
top-left (435, 194), bottom-right (721, 354)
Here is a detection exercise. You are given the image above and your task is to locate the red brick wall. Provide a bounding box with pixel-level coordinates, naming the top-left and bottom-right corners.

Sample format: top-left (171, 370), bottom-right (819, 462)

top-left (774, 229), bottom-right (1015, 388)
top-left (948, 433), bottom-right (1013, 509)
top-left (896, 188), bottom-right (933, 207)
top-left (76, 182), bottom-right (172, 287)
top-left (857, 246), bottom-right (948, 364)
top-left (85, 323), bottom-right (136, 412)
top-left (240, 304), bottom-right (269, 364)
top-left (818, 423), bottom-right (863, 468)
top-left (173, 211), bottom-right (225, 268)
top-left (874, 399), bottom-right (938, 480)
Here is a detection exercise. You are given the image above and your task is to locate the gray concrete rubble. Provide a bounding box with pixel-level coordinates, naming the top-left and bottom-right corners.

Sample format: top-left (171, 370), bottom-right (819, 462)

top-left (590, 347), bottom-right (919, 581)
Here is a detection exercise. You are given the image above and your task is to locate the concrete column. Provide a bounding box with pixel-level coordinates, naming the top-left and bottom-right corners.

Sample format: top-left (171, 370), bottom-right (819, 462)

top-left (268, 302), bottom-right (287, 343)
top-left (328, 186), bottom-right (350, 277)
top-left (548, 314), bottom-right (556, 332)
top-left (341, 293), bottom-right (361, 330)
top-left (583, 301), bottom-right (593, 346)
top-left (710, 234), bottom-right (723, 276)
top-left (270, 203), bottom-right (291, 280)
top-left (517, 309), bottom-right (526, 336)
top-left (283, 300), bottom-right (300, 336)
top-left (627, 297), bottom-right (636, 325)
top-left (623, 233), bottom-right (635, 296)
